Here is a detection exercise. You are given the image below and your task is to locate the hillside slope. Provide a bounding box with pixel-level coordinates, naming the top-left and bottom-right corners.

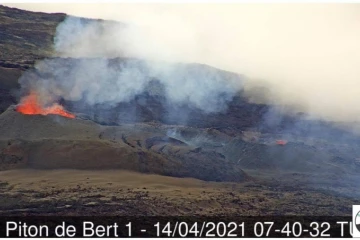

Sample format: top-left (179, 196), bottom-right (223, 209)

top-left (0, 5), bottom-right (65, 64)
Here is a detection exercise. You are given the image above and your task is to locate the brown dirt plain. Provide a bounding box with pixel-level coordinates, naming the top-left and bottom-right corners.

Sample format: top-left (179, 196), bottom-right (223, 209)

top-left (0, 169), bottom-right (356, 216)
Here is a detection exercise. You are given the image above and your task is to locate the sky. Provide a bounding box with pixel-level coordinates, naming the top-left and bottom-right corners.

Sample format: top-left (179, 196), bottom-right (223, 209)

top-left (3, 3), bottom-right (360, 122)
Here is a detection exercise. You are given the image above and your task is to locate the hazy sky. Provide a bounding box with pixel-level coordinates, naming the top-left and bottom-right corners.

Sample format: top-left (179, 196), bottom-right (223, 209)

top-left (4, 3), bottom-right (360, 121)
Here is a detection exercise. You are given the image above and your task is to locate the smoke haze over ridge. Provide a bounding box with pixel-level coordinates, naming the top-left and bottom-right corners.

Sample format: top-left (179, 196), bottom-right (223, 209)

top-left (6, 3), bottom-right (360, 122)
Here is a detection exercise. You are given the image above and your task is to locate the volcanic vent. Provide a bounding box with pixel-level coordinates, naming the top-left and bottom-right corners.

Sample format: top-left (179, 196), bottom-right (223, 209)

top-left (16, 91), bottom-right (75, 118)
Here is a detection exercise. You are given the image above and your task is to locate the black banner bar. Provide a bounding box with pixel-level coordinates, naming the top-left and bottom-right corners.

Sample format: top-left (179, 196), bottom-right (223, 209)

top-left (0, 216), bottom-right (353, 238)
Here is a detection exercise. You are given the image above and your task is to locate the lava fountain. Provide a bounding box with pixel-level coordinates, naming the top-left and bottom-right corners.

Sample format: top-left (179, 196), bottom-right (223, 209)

top-left (16, 91), bottom-right (75, 119)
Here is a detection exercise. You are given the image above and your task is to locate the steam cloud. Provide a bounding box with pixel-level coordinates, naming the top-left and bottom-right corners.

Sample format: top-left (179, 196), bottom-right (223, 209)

top-left (18, 16), bottom-right (241, 114)
top-left (14, 3), bottom-right (360, 122)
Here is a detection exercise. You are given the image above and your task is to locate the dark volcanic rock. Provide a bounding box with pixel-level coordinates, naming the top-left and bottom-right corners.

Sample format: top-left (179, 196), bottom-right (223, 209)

top-left (223, 137), bottom-right (360, 177)
top-left (0, 107), bottom-right (248, 182)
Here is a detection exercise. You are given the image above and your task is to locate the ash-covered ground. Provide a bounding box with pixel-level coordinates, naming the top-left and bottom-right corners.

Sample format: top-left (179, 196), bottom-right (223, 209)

top-left (0, 5), bottom-right (359, 216)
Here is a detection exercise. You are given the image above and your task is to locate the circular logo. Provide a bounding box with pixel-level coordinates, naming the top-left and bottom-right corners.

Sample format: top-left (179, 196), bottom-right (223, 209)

top-left (356, 211), bottom-right (360, 232)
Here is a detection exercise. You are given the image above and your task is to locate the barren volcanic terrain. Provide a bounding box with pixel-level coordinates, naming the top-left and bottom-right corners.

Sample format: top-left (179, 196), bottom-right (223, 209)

top-left (0, 5), bottom-right (359, 216)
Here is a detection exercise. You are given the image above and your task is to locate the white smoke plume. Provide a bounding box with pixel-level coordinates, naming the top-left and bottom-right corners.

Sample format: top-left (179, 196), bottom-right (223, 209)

top-left (25, 55), bottom-right (240, 113)
top-left (11, 3), bottom-right (360, 122)
top-left (18, 15), bottom-right (242, 114)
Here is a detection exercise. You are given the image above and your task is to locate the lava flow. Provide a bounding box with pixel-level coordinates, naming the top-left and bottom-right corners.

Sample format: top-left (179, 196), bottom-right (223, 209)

top-left (16, 91), bottom-right (75, 119)
top-left (276, 140), bottom-right (287, 146)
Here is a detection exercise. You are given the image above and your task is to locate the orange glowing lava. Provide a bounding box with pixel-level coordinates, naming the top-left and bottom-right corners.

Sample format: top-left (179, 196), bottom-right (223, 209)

top-left (16, 91), bottom-right (75, 119)
top-left (276, 140), bottom-right (287, 145)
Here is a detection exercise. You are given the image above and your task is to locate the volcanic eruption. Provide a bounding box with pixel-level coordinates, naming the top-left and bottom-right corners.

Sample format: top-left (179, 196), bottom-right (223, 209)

top-left (16, 91), bottom-right (75, 119)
